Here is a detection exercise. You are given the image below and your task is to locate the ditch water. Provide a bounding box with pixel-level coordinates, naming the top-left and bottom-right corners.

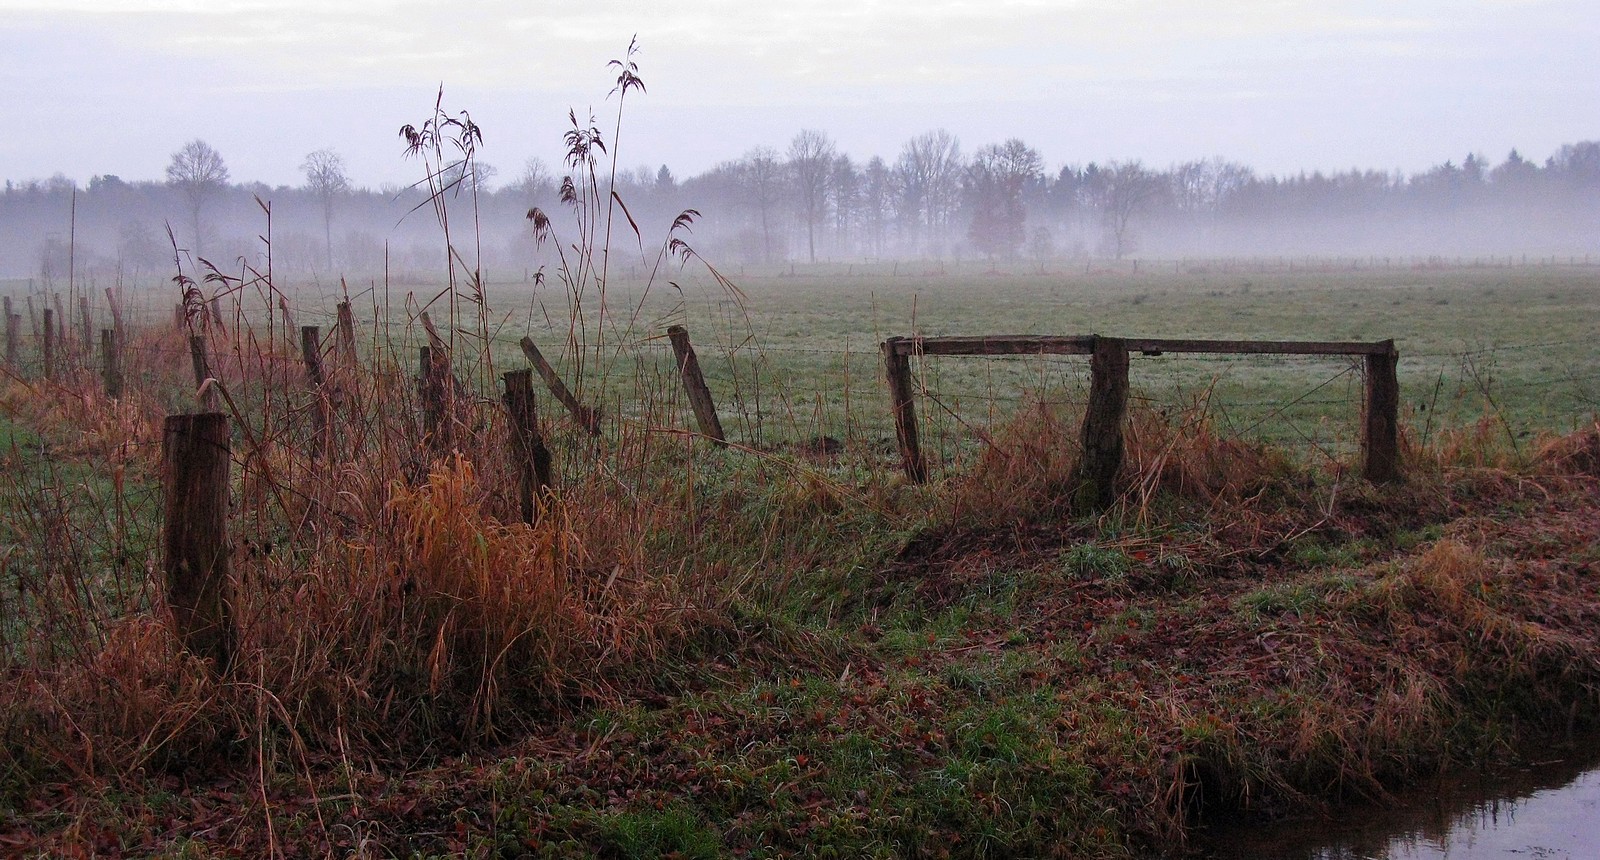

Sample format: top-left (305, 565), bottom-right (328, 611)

top-left (1200, 735), bottom-right (1600, 859)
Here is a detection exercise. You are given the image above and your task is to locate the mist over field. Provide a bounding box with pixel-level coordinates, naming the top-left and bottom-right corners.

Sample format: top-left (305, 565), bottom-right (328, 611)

top-left (2, 132), bottom-right (1597, 285)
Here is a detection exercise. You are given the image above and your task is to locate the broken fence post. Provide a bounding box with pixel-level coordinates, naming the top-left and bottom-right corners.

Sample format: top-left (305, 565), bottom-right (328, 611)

top-left (301, 326), bottom-right (329, 458)
top-left (518, 336), bottom-right (601, 436)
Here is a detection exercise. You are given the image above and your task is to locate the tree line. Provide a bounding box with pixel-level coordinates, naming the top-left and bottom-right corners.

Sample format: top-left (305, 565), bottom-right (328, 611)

top-left (3, 132), bottom-right (1598, 284)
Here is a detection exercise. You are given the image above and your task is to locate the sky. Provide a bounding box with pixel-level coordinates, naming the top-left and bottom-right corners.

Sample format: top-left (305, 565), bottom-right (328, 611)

top-left (2, 0), bottom-right (1597, 190)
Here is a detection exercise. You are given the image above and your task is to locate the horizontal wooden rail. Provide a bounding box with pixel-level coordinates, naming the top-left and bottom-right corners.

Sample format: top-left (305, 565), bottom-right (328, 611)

top-left (889, 334), bottom-right (1395, 358)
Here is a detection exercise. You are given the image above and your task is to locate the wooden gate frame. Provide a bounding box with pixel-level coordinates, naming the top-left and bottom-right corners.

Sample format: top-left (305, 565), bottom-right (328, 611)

top-left (882, 335), bottom-right (1400, 501)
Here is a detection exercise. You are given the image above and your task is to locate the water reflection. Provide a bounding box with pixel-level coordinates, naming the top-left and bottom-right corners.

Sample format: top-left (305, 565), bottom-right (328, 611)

top-left (1203, 738), bottom-right (1600, 859)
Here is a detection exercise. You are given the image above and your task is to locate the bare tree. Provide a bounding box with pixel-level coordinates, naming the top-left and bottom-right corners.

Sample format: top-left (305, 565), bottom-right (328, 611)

top-left (861, 156), bottom-right (894, 258)
top-left (1096, 161), bottom-right (1166, 259)
top-left (895, 130), bottom-right (963, 254)
top-left (787, 130), bottom-right (837, 263)
top-left (965, 139), bottom-right (1043, 261)
top-left (739, 146), bottom-right (785, 264)
top-left (301, 148), bottom-right (352, 271)
top-left (166, 139), bottom-right (230, 255)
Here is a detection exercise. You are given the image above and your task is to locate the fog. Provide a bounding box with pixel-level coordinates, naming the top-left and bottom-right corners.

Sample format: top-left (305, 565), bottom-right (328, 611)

top-left (2, 131), bottom-right (1596, 289)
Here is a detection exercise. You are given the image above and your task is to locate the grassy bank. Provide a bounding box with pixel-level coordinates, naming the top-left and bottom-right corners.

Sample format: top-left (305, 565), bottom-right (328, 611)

top-left (2, 329), bottom-right (1598, 856)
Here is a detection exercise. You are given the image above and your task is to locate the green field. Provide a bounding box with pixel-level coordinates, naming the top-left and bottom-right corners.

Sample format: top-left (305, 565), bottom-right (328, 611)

top-left (2, 262), bottom-right (1598, 857)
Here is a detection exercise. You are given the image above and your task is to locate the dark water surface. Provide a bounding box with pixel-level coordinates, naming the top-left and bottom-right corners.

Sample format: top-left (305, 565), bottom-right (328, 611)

top-left (1201, 737), bottom-right (1600, 859)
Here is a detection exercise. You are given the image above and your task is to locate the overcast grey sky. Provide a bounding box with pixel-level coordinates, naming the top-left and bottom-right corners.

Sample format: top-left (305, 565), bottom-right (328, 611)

top-left (3, 0), bottom-right (1596, 189)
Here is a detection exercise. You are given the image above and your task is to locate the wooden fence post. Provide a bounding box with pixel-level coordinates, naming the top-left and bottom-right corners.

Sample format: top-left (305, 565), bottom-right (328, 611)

top-left (1363, 340), bottom-right (1401, 483)
top-left (502, 369), bottom-right (554, 525)
top-left (3, 296), bottom-right (14, 368)
top-left (5, 313), bottom-right (17, 370)
top-left (42, 308), bottom-right (54, 381)
top-left (518, 336), bottom-right (601, 435)
top-left (301, 326), bottom-right (329, 458)
top-left (162, 412), bottom-right (233, 673)
top-left (666, 325), bottom-right (726, 446)
top-left (419, 346), bottom-right (449, 451)
top-left (79, 295), bottom-right (92, 356)
top-left (27, 296), bottom-right (40, 339)
top-left (1070, 336), bottom-right (1130, 513)
top-left (102, 328), bottom-right (122, 399)
top-left (883, 337), bottom-right (927, 483)
top-left (335, 300), bottom-right (357, 366)
top-left (190, 334), bottom-right (218, 411)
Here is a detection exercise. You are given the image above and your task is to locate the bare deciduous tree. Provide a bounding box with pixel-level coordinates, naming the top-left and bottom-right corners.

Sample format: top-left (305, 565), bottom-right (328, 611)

top-left (166, 139), bottom-right (229, 255)
top-left (301, 148), bottom-right (352, 271)
top-left (787, 130), bottom-right (837, 264)
top-left (739, 146), bottom-right (785, 264)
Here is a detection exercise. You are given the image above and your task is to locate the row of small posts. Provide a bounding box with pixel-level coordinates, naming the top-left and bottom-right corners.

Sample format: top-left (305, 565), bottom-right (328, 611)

top-left (3, 292), bottom-right (122, 387)
top-left (882, 334), bottom-right (1402, 508)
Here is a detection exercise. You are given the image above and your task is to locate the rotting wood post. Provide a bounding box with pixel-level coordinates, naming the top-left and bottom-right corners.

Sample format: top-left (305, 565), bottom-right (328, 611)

top-left (42, 308), bottom-right (54, 381)
top-left (301, 326), bottom-right (329, 458)
top-left (335, 300), bottom-right (356, 366)
top-left (1362, 339), bottom-right (1401, 483)
top-left (162, 412), bottom-right (234, 673)
top-left (883, 336), bottom-right (927, 483)
top-left (666, 325), bottom-right (726, 446)
top-left (502, 369), bottom-right (554, 525)
top-left (1070, 336), bottom-right (1130, 513)
top-left (102, 329), bottom-right (122, 399)
top-left (190, 334), bottom-right (218, 411)
top-left (518, 336), bottom-right (601, 436)
top-left (419, 346), bottom-right (450, 451)
top-left (173, 303), bottom-right (186, 331)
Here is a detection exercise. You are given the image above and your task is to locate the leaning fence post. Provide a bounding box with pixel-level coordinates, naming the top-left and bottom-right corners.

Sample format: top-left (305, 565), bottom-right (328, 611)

top-left (42, 308), bottom-right (55, 381)
top-left (666, 325), bottom-right (726, 446)
top-left (102, 328), bottom-right (122, 399)
top-left (1070, 336), bottom-right (1130, 513)
top-left (190, 334), bottom-right (218, 411)
top-left (502, 369), bottom-right (555, 525)
top-left (518, 336), bottom-right (602, 435)
top-left (1363, 340), bottom-right (1401, 483)
top-left (162, 412), bottom-right (233, 673)
top-left (883, 336), bottom-right (927, 483)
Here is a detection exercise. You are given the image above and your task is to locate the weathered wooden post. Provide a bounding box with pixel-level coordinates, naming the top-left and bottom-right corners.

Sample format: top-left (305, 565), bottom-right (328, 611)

top-left (2, 296), bottom-right (14, 368)
top-left (1362, 339), bottom-right (1401, 483)
top-left (666, 325), bottom-right (726, 446)
top-left (335, 300), bottom-right (357, 367)
top-left (883, 336), bottom-right (927, 483)
top-left (101, 328), bottom-right (122, 399)
top-left (190, 334), bottom-right (218, 411)
top-left (419, 346), bottom-right (451, 451)
top-left (301, 326), bottom-right (329, 458)
top-left (518, 336), bottom-right (601, 435)
top-left (502, 369), bottom-right (554, 525)
top-left (173, 303), bottom-right (186, 331)
top-left (162, 412), bottom-right (233, 672)
top-left (27, 296), bottom-right (40, 338)
top-left (42, 308), bottom-right (55, 381)
top-left (1070, 336), bottom-right (1130, 513)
